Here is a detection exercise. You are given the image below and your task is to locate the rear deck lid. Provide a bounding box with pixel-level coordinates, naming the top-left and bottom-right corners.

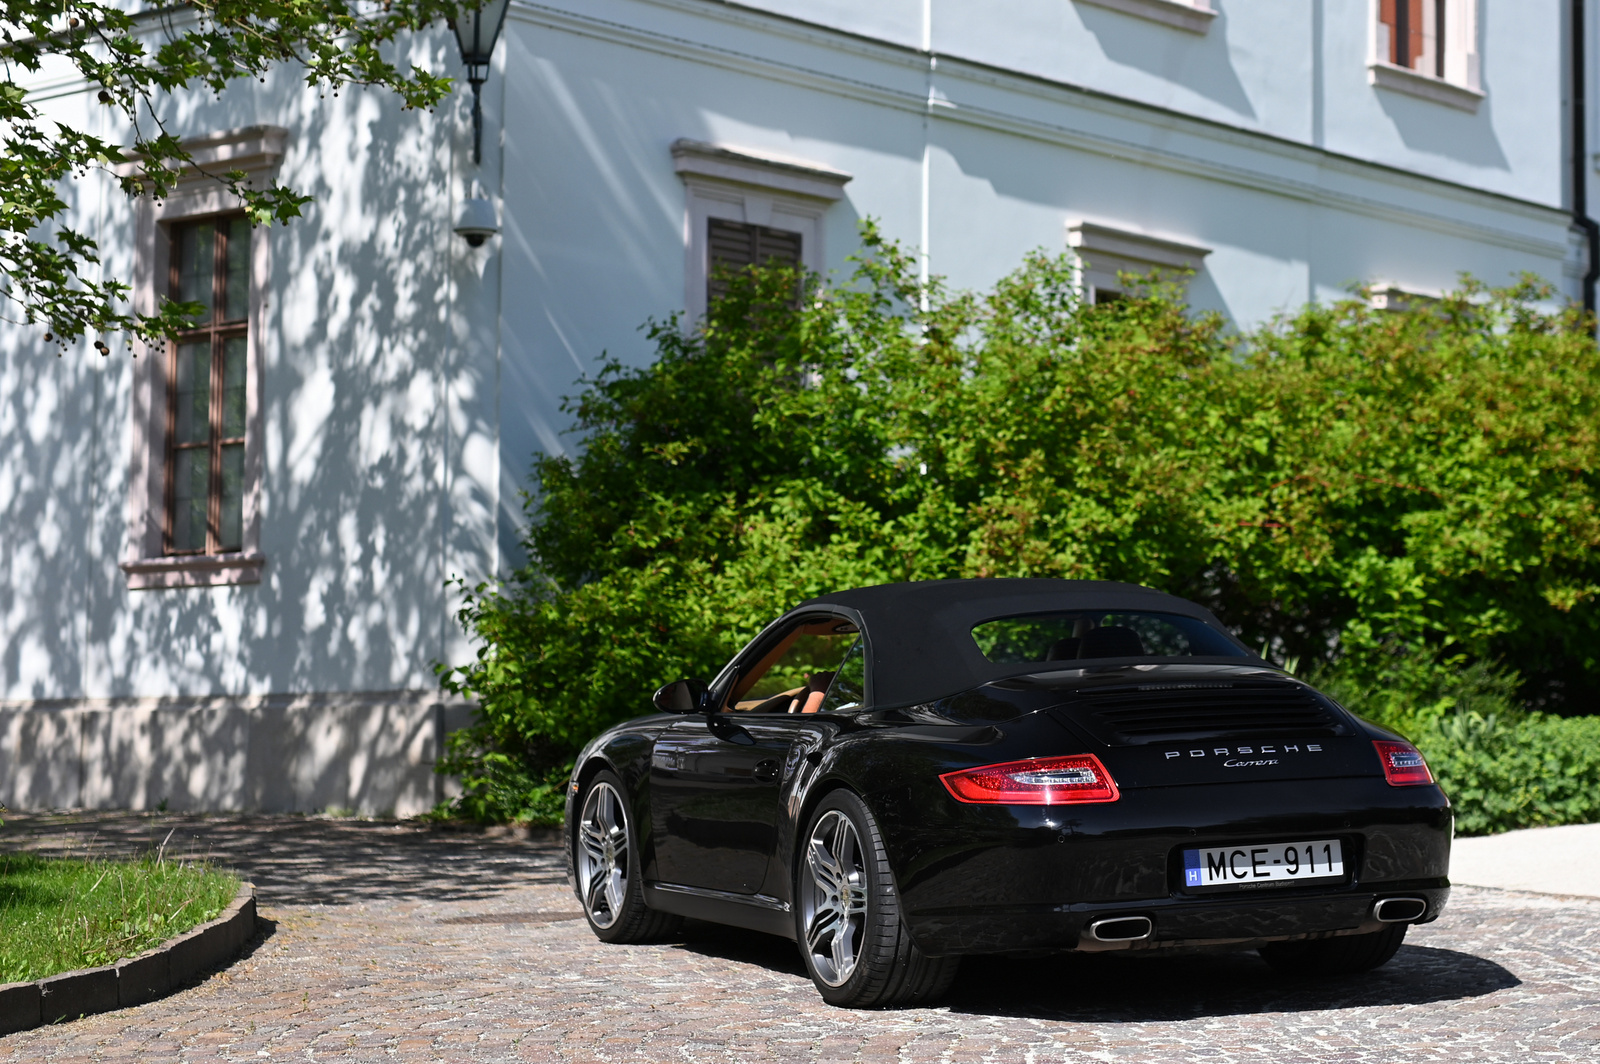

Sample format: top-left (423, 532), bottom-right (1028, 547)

top-left (1044, 674), bottom-right (1380, 786)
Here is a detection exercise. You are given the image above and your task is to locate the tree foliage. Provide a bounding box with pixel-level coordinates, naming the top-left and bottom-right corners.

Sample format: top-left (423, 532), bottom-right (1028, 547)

top-left (2, 0), bottom-right (458, 348)
top-left (439, 226), bottom-right (1600, 829)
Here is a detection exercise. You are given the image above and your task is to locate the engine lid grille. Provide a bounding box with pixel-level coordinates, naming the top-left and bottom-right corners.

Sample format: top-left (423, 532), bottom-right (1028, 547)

top-left (1062, 681), bottom-right (1350, 746)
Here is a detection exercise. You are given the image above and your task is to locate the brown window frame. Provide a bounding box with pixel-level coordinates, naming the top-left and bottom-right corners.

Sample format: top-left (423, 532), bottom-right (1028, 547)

top-left (163, 213), bottom-right (250, 557)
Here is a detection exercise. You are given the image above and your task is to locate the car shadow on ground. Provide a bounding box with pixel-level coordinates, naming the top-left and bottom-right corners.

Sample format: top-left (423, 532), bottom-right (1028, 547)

top-left (671, 920), bottom-right (810, 977)
top-left (945, 944), bottom-right (1519, 1020)
top-left (670, 924), bottom-right (1518, 1018)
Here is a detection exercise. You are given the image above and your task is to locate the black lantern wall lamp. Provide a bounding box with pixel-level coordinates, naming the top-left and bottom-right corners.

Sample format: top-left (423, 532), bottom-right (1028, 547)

top-left (452, 0), bottom-right (511, 166)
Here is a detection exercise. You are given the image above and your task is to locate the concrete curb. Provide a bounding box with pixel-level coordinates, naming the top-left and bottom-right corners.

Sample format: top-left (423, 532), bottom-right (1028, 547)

top-left (0, 881), bottom-right (256, 1035)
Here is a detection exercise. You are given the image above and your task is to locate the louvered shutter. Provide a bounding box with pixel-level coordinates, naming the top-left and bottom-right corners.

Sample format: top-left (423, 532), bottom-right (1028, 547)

top-left (707, 218), bottom-right (803, 307)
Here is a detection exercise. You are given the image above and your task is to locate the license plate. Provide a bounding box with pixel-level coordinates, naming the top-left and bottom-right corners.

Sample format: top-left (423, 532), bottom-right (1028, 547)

top-left (1182, 839), bottom-right (1345, 889)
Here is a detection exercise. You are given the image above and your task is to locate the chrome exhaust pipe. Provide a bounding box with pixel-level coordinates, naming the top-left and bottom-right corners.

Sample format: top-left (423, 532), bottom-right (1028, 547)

top-left (1088, 915), bottom-right (1154, 942)
top-left (1373, 896), bottom-right (1427, 923)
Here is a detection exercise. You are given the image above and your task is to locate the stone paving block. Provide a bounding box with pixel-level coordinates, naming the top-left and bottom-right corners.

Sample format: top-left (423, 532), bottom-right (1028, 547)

top-left (1, 814), bottom-right (1599, 1062)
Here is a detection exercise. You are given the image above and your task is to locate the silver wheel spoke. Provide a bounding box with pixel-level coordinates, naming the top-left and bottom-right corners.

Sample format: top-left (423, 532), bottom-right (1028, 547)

top-left (579, 823), bottom-right (607, 863)
top-left (604, 872), bottom-right (626, 917)
top-left (832, 918), bottom-right (855, 976)
top-left (585, 869), bottom-right (610, 914)
top-left (808, 839), bottom-right (842, 891)
top-left (807, 906), bottom-right (842, 953)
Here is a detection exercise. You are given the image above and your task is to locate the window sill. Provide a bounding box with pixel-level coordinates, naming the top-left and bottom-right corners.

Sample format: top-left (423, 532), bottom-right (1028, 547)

top-left (1076, 0), bottom-right (1215, 34)
top-left (121, 552), bottom-right (265, 589)
top-left (1369, 62), bottom-right (1484, 113)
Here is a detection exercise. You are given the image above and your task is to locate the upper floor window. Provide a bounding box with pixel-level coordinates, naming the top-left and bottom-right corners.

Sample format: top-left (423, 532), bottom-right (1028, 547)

top-left (707, 218), bottom-right (803, 307)
top-left (166, 216), bottom-right (250, 555)
top-left (1371, 0), bottom-right (1482, 111)
top-left (671, 139), bottom-right (850, 326)
top-left (1379, 1), bottom-right (1442, 76)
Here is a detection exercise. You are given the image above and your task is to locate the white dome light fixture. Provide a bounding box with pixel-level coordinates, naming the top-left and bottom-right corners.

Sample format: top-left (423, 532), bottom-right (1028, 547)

top-left (454, 180), bottom-right (499, 247)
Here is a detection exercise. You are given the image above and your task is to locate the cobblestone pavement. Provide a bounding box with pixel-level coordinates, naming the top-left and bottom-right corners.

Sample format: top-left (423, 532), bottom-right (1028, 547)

top-left (2, 813), bottom-right (1597, 1062)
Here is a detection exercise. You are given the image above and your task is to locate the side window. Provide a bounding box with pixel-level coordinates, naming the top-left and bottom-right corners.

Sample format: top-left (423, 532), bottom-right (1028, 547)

top-left (728, 619), bottom-right (860, 713)
top-left (818, 639), bottom-right (866, 713)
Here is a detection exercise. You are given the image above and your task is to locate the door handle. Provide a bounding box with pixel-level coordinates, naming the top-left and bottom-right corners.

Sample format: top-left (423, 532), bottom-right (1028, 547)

top-left (753, 758), bottom-right (781, 783)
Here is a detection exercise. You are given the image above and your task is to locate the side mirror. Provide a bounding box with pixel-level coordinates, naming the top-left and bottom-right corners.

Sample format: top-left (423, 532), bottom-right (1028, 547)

top-left (652, 678), bottom-right (709, 713)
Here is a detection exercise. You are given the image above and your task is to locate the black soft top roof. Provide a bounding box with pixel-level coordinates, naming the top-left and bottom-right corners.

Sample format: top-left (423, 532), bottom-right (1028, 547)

top-left (792, 578), bottom-right (1255, 707)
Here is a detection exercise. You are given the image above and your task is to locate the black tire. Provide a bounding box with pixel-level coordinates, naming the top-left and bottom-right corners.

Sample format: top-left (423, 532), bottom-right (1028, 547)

top-left (573, 770), bottom-right (682, 944)
top-left (794, 789), bottom-right (961, 1008)
top-left (1259, 922), bottom-right (1408, 976)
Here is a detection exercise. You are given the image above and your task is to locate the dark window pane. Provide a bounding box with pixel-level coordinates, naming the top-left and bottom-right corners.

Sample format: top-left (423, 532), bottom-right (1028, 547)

top-left (218, 444), bottom-right (244, 551)
top-left (223, 218), bottom-right (250, 322)
top-left (221, 337), bottom-right (247, 438)
top-left (173, 342), bottom-right (211, 445)
top-left (819, 638), bottom-right (866, 713)
top-left (175, 223), bottom-right (214, 323)
top-left (971, 611), bottom-right (1248, 664)
top-left (707, 218), bottom-right (802, 307)
top-left (172, 449), bottom-right (210, 551)
top-left (730, 619), bottom-right (860, 713)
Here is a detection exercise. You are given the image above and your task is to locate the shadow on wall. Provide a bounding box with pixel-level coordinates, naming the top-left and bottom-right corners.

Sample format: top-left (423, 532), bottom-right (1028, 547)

top-left (1075, 3), bottom-right (1257, 119)
top-left (0, 32), bottom-right (483, 703)
top-left (0, 694), bottom-right (474, 815)
top-left (1375, 87), bottom-right (1510, 170)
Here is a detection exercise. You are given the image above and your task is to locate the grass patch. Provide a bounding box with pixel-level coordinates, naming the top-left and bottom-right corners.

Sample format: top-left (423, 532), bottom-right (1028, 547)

top-left (0, 850), bottom-right (240, 983)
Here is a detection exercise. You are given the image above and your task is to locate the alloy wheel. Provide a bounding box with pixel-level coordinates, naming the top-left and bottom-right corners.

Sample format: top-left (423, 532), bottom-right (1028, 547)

top-left (577, 780), bottom-right (629, 929)
top-left (800, 809), bottom-right (868, 986)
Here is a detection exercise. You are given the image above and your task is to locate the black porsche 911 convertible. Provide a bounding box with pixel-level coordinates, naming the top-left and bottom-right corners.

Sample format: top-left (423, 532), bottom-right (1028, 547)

top-left (563, 579), bottom-right (1450, 1008)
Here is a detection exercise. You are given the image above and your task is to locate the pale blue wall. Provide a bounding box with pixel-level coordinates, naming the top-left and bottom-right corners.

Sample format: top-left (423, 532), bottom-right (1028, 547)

top-left (0, 0), bottom-right (1585, 704)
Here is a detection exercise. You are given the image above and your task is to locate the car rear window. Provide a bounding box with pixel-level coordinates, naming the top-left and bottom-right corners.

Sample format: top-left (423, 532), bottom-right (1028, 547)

top-left (971, 610), bottom-right (1248, 664)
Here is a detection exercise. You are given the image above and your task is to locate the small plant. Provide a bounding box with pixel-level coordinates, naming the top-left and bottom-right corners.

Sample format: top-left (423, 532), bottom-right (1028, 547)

top-left (0, 848), bottom-right (239, 983)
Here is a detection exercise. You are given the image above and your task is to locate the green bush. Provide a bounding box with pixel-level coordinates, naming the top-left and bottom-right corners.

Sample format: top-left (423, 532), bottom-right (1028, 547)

top-left (1306, 651), bottom-right (1600, 834)
top-left (1421, 709), bottom-right (1600, 835)
top-left (438, 224), bottom-right (1600, 831)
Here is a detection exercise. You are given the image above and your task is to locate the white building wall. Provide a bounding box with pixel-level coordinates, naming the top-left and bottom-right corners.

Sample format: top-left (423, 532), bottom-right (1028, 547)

top-left (0, 0), bottom-right (1588, 812)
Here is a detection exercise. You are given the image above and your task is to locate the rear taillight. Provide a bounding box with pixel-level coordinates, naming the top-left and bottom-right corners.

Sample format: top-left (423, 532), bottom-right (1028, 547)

top-left (1374, 740), bottom-right (1433, 786)
top-left (939, 755), bottom-right (1120, 805)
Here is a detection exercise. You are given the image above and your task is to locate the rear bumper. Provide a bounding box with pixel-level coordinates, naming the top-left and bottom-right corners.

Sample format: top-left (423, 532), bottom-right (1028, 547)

top-left (883, 777), bottom-right (1452, 956)
top-left (907, 884), bottom-right (1449, 956)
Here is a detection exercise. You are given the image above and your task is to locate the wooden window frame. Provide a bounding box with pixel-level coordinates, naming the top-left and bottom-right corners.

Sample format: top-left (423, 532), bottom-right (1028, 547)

top-left (1369, 0), bottom-right (1482, 112)
top-left (164, 214), bottom-right (250, 557)
top-left (671, 139), bottom-right (850, 327)
top-left (119, 125), bottom-right (282, 590)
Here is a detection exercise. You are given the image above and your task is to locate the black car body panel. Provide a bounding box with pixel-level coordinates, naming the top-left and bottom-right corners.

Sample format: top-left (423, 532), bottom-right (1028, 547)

top-left (565, 580), bottom-right (1452, 958)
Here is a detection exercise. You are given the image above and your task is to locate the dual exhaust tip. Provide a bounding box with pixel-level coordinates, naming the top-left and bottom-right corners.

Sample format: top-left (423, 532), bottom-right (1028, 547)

top-left (1373, 896), bottom-right (1427, 923)
top-left (1088, 915), bottom-right (1153, 942)
top-left (1086, 897), bottom-right (1426, 943)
